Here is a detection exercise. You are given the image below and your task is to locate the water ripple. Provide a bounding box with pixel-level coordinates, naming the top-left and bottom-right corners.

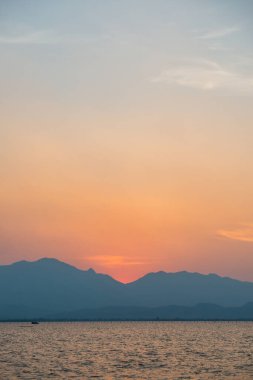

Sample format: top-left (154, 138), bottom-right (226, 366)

top-left (0, 322), bottom-right (252, 379)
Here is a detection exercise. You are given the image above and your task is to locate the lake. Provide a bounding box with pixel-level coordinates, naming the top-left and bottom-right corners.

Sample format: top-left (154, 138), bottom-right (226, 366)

top-left (0, 322), bottom-right (252, 379)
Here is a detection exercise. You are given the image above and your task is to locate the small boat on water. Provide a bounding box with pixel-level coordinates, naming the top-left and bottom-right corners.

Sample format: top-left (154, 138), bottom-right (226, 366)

top-left (31, 321), bottom-right (39, 325)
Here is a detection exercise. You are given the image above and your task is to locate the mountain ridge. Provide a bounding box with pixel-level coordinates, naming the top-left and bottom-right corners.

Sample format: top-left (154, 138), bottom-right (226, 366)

top-left (46, 302), bottom-right (253, 321)
top-left (0, 257), bottom-right (253, 320)
top-left (2, 257), bottom-right (252, 285)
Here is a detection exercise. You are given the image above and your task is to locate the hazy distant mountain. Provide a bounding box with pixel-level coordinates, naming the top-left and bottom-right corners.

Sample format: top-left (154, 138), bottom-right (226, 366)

top-left (0, 258), bottom-right (253, 320)
top-left (48, 303), bottom-right (253, 321)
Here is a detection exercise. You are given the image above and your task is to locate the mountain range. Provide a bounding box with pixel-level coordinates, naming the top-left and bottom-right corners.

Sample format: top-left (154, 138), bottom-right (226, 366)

top-left (0, 258), bottom-right (253, 320)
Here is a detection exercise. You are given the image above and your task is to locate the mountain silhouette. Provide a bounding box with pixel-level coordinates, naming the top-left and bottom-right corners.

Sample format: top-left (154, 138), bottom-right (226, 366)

top-left (126, 270), bottom-right (253, 307)
top-left (0, 258), bottom-right (126, 319)
top-left (0, 258), bottom-right (253, 320)
top-left (47, 302), bottom-right (253, 321)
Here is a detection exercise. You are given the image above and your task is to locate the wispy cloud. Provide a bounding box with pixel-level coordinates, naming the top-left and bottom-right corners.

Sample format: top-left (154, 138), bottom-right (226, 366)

top-left (0, 29), bottom-right (100, 45)
top-left (208, 44), bottom-right (233, 52)
top-left (198, 26), bottom-right (240, 40)
top-left (218, 224), bottom-right (253, 243)
top-left (152, 59), bottom-right (253, 93)
top-left (88, 255), bottom-right (143, 268)
top-left (0, 30), bottom-right (61, 44)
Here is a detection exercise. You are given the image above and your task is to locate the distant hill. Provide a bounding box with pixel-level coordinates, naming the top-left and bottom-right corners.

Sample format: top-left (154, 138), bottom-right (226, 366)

top-left (0, 258), bottom-right (253, 320)
top-left (47, 302), bottom-right (253, 321)
top-left (0, 258), bottom-right (126, 319)
top-left (125, 271), bottom-right (253, 307)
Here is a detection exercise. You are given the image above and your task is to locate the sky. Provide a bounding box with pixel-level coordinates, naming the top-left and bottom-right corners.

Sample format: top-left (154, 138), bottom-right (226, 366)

top-left (1, 0), bottom-right (253, 282)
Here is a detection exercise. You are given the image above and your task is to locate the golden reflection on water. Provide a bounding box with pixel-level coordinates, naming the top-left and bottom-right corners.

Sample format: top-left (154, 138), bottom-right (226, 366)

top-left (0, 322), bottom-right (252, 379)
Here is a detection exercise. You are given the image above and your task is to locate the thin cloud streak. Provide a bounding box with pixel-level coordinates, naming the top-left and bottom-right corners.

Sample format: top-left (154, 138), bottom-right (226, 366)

top-left (218, 224), bottom-right (253, 243)
top-left (198, 26), bottom-right (240, 40)
top-left (88, 255), bottom-right (144, 268)
top-left (152, 59), bottom-right (253, 93)
top-left (0, 30), bottom-right (62, 45)
top-left (0, 29), bottom-right (102, 45)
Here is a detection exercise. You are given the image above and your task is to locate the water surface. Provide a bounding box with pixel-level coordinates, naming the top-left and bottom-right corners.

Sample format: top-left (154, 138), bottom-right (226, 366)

top-left (0, 322), bottom-right (252, 379)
